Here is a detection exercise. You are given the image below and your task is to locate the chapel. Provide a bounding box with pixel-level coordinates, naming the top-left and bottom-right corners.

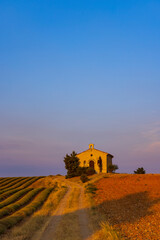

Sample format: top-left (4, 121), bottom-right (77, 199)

top-left (77, 144), bottom-right (114, 173)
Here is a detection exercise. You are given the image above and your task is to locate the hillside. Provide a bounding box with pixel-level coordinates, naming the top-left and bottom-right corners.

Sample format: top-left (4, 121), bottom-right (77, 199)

top-left (0, 174), bottom-right (159, 240)
top-left (94, 174), bottom-right (160, 239)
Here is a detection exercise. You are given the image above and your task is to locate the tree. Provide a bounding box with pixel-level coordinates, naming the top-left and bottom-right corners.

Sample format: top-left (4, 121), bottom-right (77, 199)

top-left (97, 156), bottom-right (102, 172)
top-left (134, 167), bottom-right (146, 174)
top-left (64, 151), bottom-right (80, 178)
top-left (108, 164), bottom-right (119, 173)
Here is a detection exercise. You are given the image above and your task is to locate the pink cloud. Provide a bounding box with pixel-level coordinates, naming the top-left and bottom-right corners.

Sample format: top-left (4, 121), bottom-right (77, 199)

top-left (146, 141), bottom-right (160, 153)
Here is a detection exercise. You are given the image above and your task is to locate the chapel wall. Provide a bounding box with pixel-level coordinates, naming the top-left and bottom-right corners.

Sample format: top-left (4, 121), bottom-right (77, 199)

top-left (77, 149), bottom-right (108, 173)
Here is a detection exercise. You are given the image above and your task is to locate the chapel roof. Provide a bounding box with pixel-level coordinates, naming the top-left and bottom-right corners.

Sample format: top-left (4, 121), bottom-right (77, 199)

top-left (77, 144), bottom-right (114, 158)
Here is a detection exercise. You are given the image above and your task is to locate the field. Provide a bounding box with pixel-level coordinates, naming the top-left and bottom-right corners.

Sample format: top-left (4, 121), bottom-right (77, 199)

top-left (0, 176), bottom-right (56, 236)
top-left (0, 174), bottom-right (159, 240)
top-left (93, 174), bottom-right (160, 240)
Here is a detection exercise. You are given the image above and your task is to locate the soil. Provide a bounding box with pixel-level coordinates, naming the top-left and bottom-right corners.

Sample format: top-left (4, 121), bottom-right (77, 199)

top-left (94, 174), bottom-right (160, 240)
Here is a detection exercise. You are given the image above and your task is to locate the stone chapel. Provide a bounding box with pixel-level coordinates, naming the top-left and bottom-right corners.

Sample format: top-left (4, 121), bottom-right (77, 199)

top-left (77, 144), bottom-right (114, 173)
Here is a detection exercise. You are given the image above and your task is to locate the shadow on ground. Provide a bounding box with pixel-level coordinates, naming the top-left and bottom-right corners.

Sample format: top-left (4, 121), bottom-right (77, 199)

top-left (96, 191), bottom-right (160, 225)
top-left (1, 190), bottom-right (160, 240)
top-left (41, 190), bottom-right (160, 240)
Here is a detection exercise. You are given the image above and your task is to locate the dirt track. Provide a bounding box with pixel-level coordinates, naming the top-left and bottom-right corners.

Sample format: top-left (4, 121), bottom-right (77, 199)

top-left (39, 180), bottom-right (92, 240)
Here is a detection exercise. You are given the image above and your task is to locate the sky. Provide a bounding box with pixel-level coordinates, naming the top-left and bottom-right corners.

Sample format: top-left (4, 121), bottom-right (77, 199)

top-left (0, 0), bottom-right (160, 176)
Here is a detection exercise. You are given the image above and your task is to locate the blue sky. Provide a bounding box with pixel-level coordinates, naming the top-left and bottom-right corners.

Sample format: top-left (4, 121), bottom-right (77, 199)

top-left (0, 0), bottom-right (160, 176)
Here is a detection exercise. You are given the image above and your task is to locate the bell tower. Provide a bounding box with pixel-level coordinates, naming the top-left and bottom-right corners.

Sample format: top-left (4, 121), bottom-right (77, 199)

top-left (89, 143), bottom-right (94, 149)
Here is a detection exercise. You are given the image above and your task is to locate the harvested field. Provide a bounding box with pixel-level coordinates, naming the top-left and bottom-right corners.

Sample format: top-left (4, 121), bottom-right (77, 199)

top-left (94, 174), bottom-right (160, 240)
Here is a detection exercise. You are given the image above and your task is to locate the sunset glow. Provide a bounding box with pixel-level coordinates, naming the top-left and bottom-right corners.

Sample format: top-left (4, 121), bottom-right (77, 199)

top-left (0, 0), bottom-right (160, 176)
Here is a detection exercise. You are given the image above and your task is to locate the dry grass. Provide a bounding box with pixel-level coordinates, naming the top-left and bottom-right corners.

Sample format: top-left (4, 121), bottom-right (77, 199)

top-left (0, 174), bottom-right (122, 240)
top-left (84, 185), bottom-right (121, 240)
top-left (68, 173), bottom-right (106, 186)
top-left (4, 174), bottom-right (158, 240)
top-left (53, 186), bottom-right (81, 240)
top-left (29, 175), bottom-right (56, 188)
top-left (87, 222), bottom-right (121, 240)
top-left (64, 174), bottom-right (121, 239)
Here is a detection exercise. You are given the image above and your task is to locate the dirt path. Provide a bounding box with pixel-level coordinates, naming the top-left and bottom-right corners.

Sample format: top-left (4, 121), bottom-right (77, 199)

top-left (39, 180), bottom-right (92, 240)
top-left (78, 186), bottom-right (92, 240)
top-left (39, 185), bottom-right (72, 240)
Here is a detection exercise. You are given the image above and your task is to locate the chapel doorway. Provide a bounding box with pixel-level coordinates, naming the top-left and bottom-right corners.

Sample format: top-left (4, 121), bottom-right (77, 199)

top-left (89, 160), bottom-right (94, 169)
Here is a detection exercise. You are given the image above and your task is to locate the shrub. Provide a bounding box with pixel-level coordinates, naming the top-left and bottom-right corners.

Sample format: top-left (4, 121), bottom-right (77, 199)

top-left (0, 189), bottom-right (20, 202)
top-left (80, 174), bottom-right (89, 183)
top-left (0, 188), bottom-right (43, 218)
top-left (86, 167), bottom-right (95, 176)
top-left (0, 178), bottom-right (28, 190)
top-left (134, 167), bottom-right (146, 174)
top-left (76, 167), bottom-right (95, 176)
top-left (0, 188), bottom-right (33, 209)
top-left (0, 188), bottom-right (53, 235)
top-left (66, 172), bottom-right (76, 178)
top-left (0, 178), bottom-right (13, 186)
top-left (0, 177), bottom-right (22, 188)
top-left (85, 183), bottom-right (98, 194)
top-left (76, 167), bottom-right (87, 176)
top-left (108, 164), bottom-right (119, 173)
top-left (0, 177), bottom-right (42, 195)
